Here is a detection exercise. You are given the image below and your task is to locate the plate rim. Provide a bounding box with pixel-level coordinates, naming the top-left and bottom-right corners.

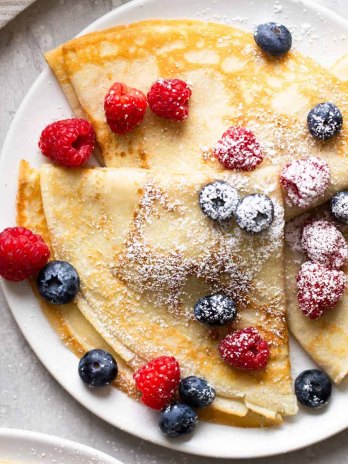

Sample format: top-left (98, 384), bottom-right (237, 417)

top-left (1, 0), bottom-right (348, 459)
top-left (0, 428), bottom-right (122, 463)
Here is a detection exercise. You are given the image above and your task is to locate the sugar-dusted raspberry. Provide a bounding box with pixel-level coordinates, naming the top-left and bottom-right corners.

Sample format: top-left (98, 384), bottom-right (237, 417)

top-left (219, 327), bottom-right (270, 370)
top-left (214, 127), bottom-right (264, 171)
top-left (302, 220), bottom-right (348, 270)
top-left (297, 262), bottom-right (346, 319)
top-left (147, 78), bottom-right (192, 121)
top-left (104, 82), bottom-right (147, 134)
top-left (0, 227), bottom-right (50, 282)
top-left (39, 118), bottom-right (95, 168)
top-left (133, 356), bottom-right (180, 410)
top-left (280, 156), bottom-right (330, 208)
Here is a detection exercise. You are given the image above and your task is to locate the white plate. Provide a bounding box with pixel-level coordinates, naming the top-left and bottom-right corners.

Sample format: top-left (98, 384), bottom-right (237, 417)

top-left (0, 429), bottom-right (121, 464)
top-left (1, 0), bottom-right (348, 459)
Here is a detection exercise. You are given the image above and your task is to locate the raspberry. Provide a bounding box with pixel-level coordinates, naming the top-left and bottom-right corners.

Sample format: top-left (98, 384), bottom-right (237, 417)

top-left (147, 78), bottom-right (192, 121)
top-left (104, 82), bottom-right (147, 134)
top-left (39, 118), bottom-right (95, 168)
top-left (0, 227), bottom-right (50, 282)
top-left (219, 327), bottom-right (270, 370)
top-left (297, 262), bottom-right (346, 319)
top-left (280, 156), bottom-right (330, 208)
top-left (133, 356), bottom-right (180, 410)
top-left (214, 127), bottom-right (264, 171)
top-left (302, 220), bottom-right (348, 270)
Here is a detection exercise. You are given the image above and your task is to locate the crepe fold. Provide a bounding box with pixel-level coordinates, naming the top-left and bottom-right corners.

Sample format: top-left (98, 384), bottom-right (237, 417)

top-left (17, 160), bottom-right (298, 425)
top-left (285, 205), bottom-right (348, 384)
top-left (45, 19), bottom-right (348, 220)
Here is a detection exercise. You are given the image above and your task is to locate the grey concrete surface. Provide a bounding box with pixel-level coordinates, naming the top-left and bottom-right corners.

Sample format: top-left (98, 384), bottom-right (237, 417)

top-left (1, 0), bottom-right (348, 463)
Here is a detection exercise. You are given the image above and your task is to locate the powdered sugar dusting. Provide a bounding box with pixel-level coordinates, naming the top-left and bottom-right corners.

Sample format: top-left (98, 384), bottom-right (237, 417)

top-left (112, 176), bottom-right (284, 321)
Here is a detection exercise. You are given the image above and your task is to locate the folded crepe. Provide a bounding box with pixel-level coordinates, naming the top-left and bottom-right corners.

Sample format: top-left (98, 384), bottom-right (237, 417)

top-left (45, 19), bottom-right (348, 219)
top-left (16, 160), bottom-right (137, 395)
top-left (332, 51), bottom-right (348, 81)
top-left (285, 206), bottom-right (348, 384)
top-left (17, 159), bottom-right (297, 425)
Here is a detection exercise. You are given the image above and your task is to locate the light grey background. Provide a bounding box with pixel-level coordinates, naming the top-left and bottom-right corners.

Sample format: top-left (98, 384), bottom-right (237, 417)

top-left (1, 0), bottom-right (348, 463)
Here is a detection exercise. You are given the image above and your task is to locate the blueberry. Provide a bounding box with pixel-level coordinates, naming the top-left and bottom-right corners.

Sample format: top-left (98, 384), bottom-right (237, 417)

top-left (37, 260), bottom-right (80, 304)
top-left (307, 102), bottom-right (343, 140)
top-left (194, 293), bottom-right (237, 326)
top-left (295, 369), bottom-right (332, 409)
top-left (235, 194), bottom-right (274, 233)
top-left (254, 22), bottom-right (292, 57)
top-left (159, 403), bottom-right (198, 438)
top-left (199, 181), bottom-right (239, 221)
top-left (331, 191), bottom-right (348, 224)
top-left (78, 349), bottom-right (118, 387)
top-left (179, 376), bottom-right (215, 408)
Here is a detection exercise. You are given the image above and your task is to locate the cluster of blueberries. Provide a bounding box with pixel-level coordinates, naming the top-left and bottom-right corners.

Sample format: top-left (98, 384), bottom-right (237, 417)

top-left (79, 349), bottom-right (215, 437)
top-left (199, 180), bottom-right (274, 234)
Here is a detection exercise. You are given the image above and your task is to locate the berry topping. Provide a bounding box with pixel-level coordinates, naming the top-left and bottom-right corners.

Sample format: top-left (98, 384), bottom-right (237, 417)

top-left (331, 191), bottom-right (348, 224)
top-left (235, 194), bottom-right (274, 233)
top-left (147, 78), bottom-right (192, 121)
top-left (0, 227), bottom-right (50, 282)
top-left (179, 376), bottom-right (215, 408)
top-left (280, 156), bottom-right (330, 208)
top-left (214, 127), bottom-right (264, 171)
top-left (307, 102), bottom-right (343, 140)
top-left (133, 356), bottom-right (180, 410)
top-left (219, 327), bottom-right (270, 370)
top-left (78, 349), bottom-right (118, 387)
top-left (199, 181), bottom-right (239, 221)
top-left (254, 22), bottom-right (292, 57)
top-left (37, 260), bottom-right (80, 305)
top-left (295, 369), bottom-right (332, 409)
top-left (39, 118), bottom-right (95, 167)
top-left (194, 293), bottom-right (237, 326)
top-left (159, 403), bottom-right (198, 438)
top-left (297, 262), bottom-right (346, 319)
top-left (104, 82), bottom-right (147, 134)
top-left (302, 220), bottom-right (347, 270)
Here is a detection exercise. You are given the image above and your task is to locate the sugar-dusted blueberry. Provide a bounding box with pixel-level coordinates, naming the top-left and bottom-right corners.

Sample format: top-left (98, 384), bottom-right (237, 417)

top-left (159, 403), bottom-right (198, 438)
top-left (235, 194), bottom-right (274, 233)
top-left (78, 349), bottom-right (118, 387)
top-left (254, 22), bottom-right (292, 56)
top-left (199, 181), bottom-right (239, 221)
top-left (194, 293), bottom-right (237, 326)
top-left (307, 102), bottom-right (343, 140)
top-left (331, 191), bottom-right (348, 224)
top-left (179, 376), bottom-right (215, 408)
top-left (295, 369), bottom-right (332, 408)
top-left (37, 260), bottom-right (80, 304)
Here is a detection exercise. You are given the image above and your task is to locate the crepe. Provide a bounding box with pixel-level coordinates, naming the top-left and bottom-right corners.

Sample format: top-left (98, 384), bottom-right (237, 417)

top-left (332, 52), bottom-right (348, 81)
top-left (16, 160), bottom-right (137, 395)
top-left (45, 19), bottom-right (348, 219)
top-left (285, 206), bottom-right (348, 384)
top-left (17, 160), bottom-right (297, 425)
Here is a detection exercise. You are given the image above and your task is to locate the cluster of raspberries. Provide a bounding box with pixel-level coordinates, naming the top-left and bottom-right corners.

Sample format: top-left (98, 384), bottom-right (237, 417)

top-left (297, 220), bottom-right (347, 319)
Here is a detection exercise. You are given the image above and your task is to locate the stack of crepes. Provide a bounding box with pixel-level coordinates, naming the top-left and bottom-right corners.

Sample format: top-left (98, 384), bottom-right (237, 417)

top-left (17, 19), bottom-right (348, 426)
